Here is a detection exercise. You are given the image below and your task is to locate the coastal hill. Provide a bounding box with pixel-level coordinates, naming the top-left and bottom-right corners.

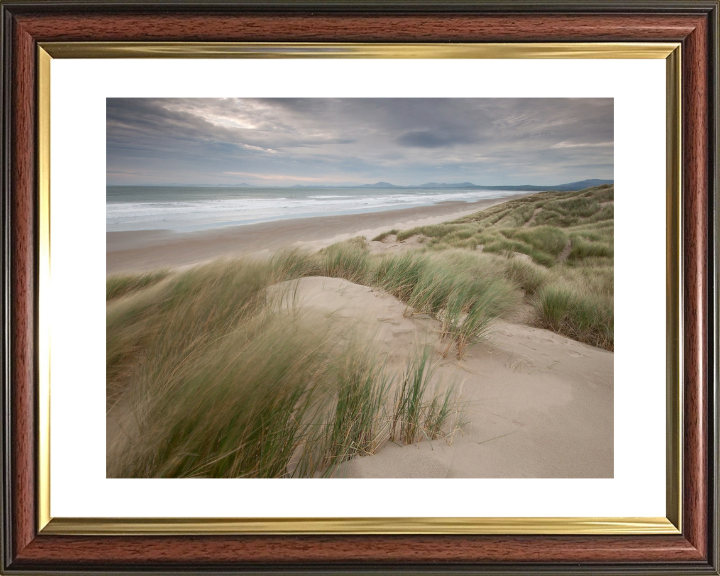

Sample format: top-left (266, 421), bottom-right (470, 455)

top-left (358, 181), bottom-right (404, 189)
top-left (415, 178), bottom-right (613, 191)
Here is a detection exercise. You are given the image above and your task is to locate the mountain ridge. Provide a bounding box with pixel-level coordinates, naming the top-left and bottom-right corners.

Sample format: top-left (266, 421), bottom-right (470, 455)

top-left (288, 178), bottom-right (613, 191)
top-left (113, 179), bottom-right (614, 191)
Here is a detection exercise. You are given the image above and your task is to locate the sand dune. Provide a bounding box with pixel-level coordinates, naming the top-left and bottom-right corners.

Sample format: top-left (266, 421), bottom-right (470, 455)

top-left (274, 276), bottom-right (613, 478)
top-left (107, 191), bottom-right (614, 478)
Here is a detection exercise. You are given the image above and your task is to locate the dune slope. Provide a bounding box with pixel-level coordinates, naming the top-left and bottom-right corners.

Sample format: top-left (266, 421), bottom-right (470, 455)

top-left (278, 276), bottom-right (613, 478)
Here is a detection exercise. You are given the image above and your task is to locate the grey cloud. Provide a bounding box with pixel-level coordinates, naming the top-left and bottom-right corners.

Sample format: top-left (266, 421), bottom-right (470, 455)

top-left (397, 130), bottom-right (474, 149)
top-left (107, 98), bottom-right (613, 186)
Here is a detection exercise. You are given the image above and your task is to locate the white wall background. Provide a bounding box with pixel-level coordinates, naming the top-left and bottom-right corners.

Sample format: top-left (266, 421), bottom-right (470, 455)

top-left (49, 58), bottom-right (666, 518)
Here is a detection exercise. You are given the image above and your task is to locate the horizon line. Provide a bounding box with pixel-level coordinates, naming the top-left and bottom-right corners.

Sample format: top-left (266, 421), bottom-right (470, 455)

top-left (106, 178), bottom-right (614, 189)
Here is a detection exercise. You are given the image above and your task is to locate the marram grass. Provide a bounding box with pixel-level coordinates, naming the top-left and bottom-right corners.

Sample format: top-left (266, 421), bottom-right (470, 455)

top-left (107, 256), bottom-right (468, 478)
top-left (373, 184), bottom-right (614, 350)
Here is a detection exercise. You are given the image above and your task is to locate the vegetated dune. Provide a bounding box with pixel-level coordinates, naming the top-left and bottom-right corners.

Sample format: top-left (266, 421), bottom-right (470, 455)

top-left (106, 185), bottom-right (614, 478)
top-left (370, 184), bottom-right (615, 350)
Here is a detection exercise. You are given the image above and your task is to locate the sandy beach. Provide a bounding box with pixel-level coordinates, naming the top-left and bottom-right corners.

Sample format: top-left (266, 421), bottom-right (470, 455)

top-left (107, 195), bottom-right (528, 274)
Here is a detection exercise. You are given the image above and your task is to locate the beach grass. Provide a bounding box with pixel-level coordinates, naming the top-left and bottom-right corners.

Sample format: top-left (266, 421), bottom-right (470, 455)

top-left (107, 257), bottom-right (467, 478)
top-left (372, 229), bottom-right (399, 242)
top-left (390, 346), bottom-right (464, 445)
top-left (106, 269), bottom-right (170, 301)
top-left (391, 347), bottom-right (435, 445)
top-left (106, 260), bottom-right (332, 477)
top-left (320, 236), bottom-right (372, 283)
top-left (318, 244), bottom-right (520, 357)
top-left (315, 344), bottom-right (394, 471)
top-left (504, 258), bottom-right (549, 295)
top-left (375, 184), bottom-right (614, 349)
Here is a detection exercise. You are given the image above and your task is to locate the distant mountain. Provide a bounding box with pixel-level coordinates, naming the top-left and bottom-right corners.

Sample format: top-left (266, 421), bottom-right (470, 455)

top-left (545, 179), bottom-right (614, 191)
top-left (172, 178), bottom-right (613, 190)
top-left (477, 179), bottom-right (613, 192)
top-left (416, 182), bottom-right (478, 189)
top-left (359, 181), bottom-right (405, 189)
top-left (412, 179), bottom-right (613, 191)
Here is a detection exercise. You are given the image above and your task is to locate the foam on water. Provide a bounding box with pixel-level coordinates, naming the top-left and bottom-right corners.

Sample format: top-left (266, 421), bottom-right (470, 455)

top-left (106, 186), bottom-right (525, 233)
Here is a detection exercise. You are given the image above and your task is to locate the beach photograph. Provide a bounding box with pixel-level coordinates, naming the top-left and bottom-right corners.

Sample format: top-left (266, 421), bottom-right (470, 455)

top-left (106, 98), bottom-right (614, 479)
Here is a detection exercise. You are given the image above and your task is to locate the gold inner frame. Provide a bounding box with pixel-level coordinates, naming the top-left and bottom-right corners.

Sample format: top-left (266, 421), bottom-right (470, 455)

top-left (36, 42), bottom-right (683, 536)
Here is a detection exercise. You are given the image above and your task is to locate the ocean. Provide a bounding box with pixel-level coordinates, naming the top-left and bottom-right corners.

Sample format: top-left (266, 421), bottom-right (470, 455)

top-left (106, 186), bottom-right (526, 233)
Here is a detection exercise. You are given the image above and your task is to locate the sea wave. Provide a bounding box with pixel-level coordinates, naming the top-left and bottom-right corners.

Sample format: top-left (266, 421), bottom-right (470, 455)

top-left (106, 188), bottom-right (523, 232)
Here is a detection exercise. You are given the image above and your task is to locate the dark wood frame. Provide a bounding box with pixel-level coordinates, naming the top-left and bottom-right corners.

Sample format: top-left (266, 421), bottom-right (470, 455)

top-left (1, 1), bottom-right (718, 573)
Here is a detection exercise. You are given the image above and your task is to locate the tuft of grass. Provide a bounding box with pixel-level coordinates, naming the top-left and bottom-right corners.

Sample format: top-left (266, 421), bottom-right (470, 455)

top-left (390, 347), bottom-right (465, 444)
top-left (407, 269), bottom-right (457, 316)
top-left (391, 347), bottom-right (436, 445)
top-left (372, 229), bottom-right (399, 242)
top-left (567, 235), bottom-right (614, 261)
top-left (106, 270), bottom-right (171, 300)
top-left (438, 278), bottom-right (513, 359)
top-left (533, 284), bottom-right (613, 350)
top-left (106, 258), bottom-right (339, 477)
top-left (424, 382), bottom-right (463, 441)
top-left (315, 345), bottom-right (393, 472)
top-left (106, 259), bottom-right (275, 411)
top-left (504, 226), bottom-right (568, 256)
top-left (320, 238), bottom-right (371, 283)
top-left (269, 248), bottom-right (321, 281)
top-left (371, 251), bottom-right (429, 301)
top-left (109, 309), bottom-right (337, 478)
top-left (396, 224), bottom-right (455, 242)
top-left (504, 258), bottom-right (549, 295)
top-left (454, 291), bottom-right (504, 359)
top-left (480, 236), bottom-right (557, 267)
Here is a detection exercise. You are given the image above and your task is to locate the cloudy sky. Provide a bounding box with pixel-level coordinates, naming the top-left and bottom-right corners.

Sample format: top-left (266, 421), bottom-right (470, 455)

top-left (107, 98), bottom-right (613, 187)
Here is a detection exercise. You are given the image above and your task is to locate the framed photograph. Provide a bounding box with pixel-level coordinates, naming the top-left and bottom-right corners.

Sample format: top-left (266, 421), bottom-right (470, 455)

top-left (1, 1), bottom-right (717, 574)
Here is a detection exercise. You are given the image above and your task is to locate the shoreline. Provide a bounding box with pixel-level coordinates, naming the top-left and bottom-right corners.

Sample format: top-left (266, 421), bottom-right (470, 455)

top-left (107, 193), bottom-right (531, 274)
